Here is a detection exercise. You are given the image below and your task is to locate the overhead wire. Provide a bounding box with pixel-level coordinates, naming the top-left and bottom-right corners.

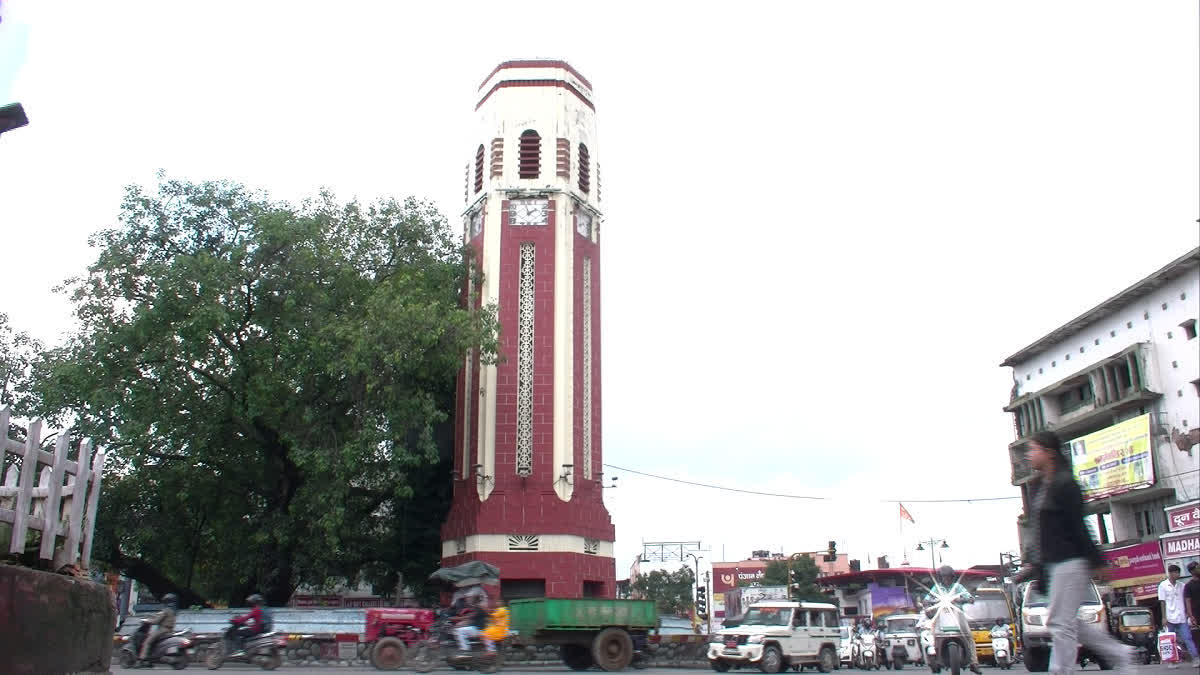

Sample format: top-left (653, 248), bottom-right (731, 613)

top-left (602, 464), bottom-right (1200, 504)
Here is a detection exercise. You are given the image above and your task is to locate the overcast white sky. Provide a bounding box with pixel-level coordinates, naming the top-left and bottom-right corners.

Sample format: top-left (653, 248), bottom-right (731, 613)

top-left (2, 2), bottom-right (1198, 582)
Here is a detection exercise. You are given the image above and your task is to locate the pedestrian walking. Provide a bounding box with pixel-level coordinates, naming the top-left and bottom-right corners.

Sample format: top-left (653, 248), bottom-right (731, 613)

top-left (1015, 430), bottom-right (1132, 675)
top-left (1158, 563), bottom-right (1199, 667)
top-left (1185, 562), bottom-right (1200, 660)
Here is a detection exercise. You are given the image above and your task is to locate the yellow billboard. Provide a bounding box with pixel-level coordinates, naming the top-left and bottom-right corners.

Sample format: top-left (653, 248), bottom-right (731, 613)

top-left (1069, 413), bottom-right (1153, 501)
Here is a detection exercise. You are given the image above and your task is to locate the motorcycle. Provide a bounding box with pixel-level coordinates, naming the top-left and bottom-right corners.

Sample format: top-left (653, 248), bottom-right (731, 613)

top-left (117, 620), bottom-right (194, 670)
top-left (989, 627), bottom-right (1012, 670)
top-left (204, 620), bottom-right (286, 670)
top-left (410, 613), bottom-right (504, 674)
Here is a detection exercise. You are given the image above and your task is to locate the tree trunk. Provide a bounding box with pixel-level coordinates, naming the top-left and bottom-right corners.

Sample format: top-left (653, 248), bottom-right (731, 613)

top-left (107, 548), bottom-right (210, 608)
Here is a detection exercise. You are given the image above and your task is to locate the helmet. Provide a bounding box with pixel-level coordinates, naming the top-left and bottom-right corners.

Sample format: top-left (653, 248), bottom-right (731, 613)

top-left (936, 565), bottom-right (955, 584)
top-left (247, 593), bottom-right (264, 606)
top-left (161, 593), bottom-right (179, 608)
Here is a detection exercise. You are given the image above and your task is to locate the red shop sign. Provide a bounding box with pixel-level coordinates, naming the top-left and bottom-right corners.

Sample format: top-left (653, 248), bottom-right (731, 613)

top-left (1166, 502), bottom-right (1200, 533)
top-left (1162, 532), bottom-right (1200, 560)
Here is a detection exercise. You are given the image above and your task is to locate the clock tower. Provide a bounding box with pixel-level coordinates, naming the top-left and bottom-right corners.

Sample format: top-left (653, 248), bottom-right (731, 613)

top-left (440, 60), bottom-right (615, 599)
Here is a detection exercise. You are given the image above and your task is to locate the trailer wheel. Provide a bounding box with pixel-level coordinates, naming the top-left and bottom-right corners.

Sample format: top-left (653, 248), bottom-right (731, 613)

top-left (592, 628), bottom-right (634, 671)
top-left (564, 644), bottom-right (596, 671)
top-left (371, 637), bottom-right (407, 670)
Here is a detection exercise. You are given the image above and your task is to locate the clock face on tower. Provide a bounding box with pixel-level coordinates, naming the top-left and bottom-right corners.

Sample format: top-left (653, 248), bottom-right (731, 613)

top-left (575, 206), bottom-right (592, 238)
top-left (510, 199), bottom-right (549, 226)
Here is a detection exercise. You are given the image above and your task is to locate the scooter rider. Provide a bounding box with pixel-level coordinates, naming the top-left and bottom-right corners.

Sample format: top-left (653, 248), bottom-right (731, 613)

top-left (991, 617), bottom-right (1012, 638)
top-left (923, 565), bottom-right (982, 674)
top-left (138, 592), bottom-right (178, 665)
top-left (231, 593), bottom-right (267, 653)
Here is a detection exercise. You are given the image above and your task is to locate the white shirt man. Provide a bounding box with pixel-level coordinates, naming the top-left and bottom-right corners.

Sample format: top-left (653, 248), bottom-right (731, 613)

top-left (1158, 564), bottom-right (1200, 666)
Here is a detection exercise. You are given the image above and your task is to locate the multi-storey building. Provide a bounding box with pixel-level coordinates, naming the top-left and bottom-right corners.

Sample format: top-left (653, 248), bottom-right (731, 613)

top-left (1000, 247), bottom-right (1199, 600)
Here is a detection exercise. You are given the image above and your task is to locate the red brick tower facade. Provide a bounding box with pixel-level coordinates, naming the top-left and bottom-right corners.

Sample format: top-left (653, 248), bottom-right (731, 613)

top-left (440, 61), bottom-right (615, 599)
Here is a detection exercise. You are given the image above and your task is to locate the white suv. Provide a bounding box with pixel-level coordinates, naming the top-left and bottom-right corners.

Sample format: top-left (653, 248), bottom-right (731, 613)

top-left (708, 602), bottom-right (841, 674)
top-left (1020, 581), bottom-right (1108, 672)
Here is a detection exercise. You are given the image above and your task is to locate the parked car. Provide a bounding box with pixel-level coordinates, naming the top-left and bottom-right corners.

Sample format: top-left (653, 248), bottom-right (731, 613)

top-left (1020, 581), bottom-right (1108, 672)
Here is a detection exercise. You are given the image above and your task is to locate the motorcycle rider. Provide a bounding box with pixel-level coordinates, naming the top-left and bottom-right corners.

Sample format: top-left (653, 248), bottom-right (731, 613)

top-left (137, 592), bottom-right (178, 666)
top-left (923, 565), bottom-right (982, 674)
top-left (454, 594), bottom-right (496, 654)
top-left (231, 593), bottom-right (267, 654)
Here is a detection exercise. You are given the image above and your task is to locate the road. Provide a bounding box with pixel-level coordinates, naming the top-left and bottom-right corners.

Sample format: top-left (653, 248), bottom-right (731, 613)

top-left (127, 664), bottom-right (1195, 674)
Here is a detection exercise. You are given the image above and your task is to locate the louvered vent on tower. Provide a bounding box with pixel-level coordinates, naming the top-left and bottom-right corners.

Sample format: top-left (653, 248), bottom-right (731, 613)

top-left (474, 144), bottom-right (485, 193)
top-left (519, 130), bottom-right (541, 179)
top-left (577, 143), bottom-right (590, 194)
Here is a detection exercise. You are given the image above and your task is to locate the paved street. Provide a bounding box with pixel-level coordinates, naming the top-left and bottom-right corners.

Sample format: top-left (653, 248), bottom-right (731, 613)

top-left (117, 664), bottom-right (1197, 674)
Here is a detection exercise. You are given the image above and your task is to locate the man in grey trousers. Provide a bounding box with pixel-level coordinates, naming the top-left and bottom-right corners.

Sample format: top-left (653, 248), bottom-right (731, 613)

top-left (1015, 431), bottom-right (1132, 675)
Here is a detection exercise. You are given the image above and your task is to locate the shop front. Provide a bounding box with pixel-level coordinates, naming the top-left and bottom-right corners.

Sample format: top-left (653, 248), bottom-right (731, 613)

top-left (1102, 541), bottom-right (1166, 606)
top-left (1161, 500), bottom-right (1200, 572)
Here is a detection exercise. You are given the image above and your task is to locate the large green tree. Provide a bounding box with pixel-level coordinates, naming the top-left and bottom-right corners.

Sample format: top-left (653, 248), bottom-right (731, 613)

top-left (632, 565), bottom-right (696, 616)
top-left (24, 176), bottom-right (497, 606)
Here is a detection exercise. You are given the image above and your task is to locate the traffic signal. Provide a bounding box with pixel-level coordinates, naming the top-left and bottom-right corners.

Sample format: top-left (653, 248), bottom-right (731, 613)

top-left (695, 586), bottom-right (708, 618)
top-left (824, 540), bottom-right (837, 562)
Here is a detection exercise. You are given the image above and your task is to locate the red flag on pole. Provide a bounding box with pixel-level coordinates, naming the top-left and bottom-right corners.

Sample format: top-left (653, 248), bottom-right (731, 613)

top-left (899, 503), bottom-right (915, 524)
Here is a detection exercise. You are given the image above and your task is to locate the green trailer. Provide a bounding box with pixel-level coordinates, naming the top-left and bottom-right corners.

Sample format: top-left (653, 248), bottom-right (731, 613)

top-left (507, 598), bottom-right (658, 671)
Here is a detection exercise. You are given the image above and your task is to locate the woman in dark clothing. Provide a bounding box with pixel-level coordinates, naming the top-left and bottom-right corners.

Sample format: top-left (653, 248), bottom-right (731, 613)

top-left (1015, 431), bottom-right (1131, 675)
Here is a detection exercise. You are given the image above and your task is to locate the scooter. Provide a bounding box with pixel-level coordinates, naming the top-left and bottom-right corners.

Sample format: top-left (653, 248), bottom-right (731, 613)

top-left (924, 602), bottom-right (972, 675)
top-left (204, 620), bottom-right (286, 670)
top-left (860, 632), bottom-right (878, 670)
top-left (117, 620), bottom-right (194, 670)
top-left (920, 626), bottom-right (940, 674)
top-left (989, 627), bottom-right (1012, 670)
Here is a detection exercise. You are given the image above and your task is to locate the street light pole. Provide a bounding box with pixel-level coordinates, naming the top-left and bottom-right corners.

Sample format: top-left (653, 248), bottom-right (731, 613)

top-left (914, 538), bottom-right (950, 571)
top-left (685, 553), bottom-right (702, 633)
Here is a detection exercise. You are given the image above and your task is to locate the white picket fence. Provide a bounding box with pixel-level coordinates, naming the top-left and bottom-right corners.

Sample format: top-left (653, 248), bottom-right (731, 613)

top-left (0, 406), bottom-right (106, 570)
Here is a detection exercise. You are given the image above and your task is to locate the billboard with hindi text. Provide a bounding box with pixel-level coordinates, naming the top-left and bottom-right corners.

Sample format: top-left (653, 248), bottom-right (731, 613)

top-left (1068, 414), bottom-right (1154, 501)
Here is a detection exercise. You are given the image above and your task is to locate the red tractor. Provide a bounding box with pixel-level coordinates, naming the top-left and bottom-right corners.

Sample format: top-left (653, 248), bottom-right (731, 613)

top-left (365, 607), bottom-right (436, 670)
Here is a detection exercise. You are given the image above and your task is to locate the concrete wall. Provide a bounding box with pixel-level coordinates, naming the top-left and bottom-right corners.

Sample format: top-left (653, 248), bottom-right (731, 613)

top-left (0, 565), bottom-right (115, 675)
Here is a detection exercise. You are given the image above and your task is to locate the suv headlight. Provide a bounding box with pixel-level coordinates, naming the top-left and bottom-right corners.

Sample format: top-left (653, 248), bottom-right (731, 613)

top-left (1079, 610), bottom-right (1098, 623)
top-left (1024, 614), bottom-right (1044, 626)
top-left (748, 635), bottom-right (766, 644)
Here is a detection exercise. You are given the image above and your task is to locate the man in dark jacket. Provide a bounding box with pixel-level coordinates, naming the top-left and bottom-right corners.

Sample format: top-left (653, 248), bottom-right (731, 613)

top-left (1015, 431), bottom-right (1131, 675)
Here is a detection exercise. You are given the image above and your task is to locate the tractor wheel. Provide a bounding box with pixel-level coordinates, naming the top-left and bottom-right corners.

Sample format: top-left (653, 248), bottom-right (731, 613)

top-left (592, 628), bottom-right (634, 671)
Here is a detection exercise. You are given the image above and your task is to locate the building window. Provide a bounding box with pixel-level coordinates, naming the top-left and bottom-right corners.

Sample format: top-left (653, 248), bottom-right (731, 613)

top-left (1114, 362), bottom-right (1133, 390)
top-left (474, 144), bottom-right (485, 193)
top-left (1182, 319), bottom-right (1198, 340)
top-left (518, 130), bottom-right (540, 179)
top-left (1057, 382), bottom-right (1094, 415)
top-left (1133, 498), bottom-right (1169, 538)
top-left (577, 143), bottom-right (590, 193)
top-left (515, 243), bottom-right (536, 477)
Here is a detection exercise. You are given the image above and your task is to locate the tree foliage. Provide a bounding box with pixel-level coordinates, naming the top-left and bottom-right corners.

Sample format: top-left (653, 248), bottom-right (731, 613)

top-left (632, 565), bottom-right (696, 616)
top-left (22, 176), bottom-right (497, 606)
top-left (762, 556), bottom-right (827, 602)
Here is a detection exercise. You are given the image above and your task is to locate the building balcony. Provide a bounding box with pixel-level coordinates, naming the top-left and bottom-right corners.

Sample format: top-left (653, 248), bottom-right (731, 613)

top-left (1006, 343), bottom-right (1161, 450)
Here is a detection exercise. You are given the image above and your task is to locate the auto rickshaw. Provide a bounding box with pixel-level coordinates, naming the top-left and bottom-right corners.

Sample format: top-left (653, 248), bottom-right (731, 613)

top-left (1109, 607), bottom-right (1157, 664)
